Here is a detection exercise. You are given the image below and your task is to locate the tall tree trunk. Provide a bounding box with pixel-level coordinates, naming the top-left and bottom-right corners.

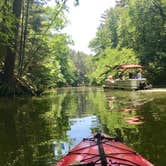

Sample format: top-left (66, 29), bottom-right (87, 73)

top-left (18, 0), bottom-right (25, 77)
top-left (18, 0), bottom-right (30, 77)
top-left (3, 0), bottom-right (22, 86)
top-left (0, 0), bottom-right (8, 72)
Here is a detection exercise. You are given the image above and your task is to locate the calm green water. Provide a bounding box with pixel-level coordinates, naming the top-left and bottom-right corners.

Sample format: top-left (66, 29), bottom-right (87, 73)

top-left (0, 87), bottom-right (166, 166)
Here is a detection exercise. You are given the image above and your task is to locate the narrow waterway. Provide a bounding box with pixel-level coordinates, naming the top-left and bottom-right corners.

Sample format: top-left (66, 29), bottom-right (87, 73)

top-left (0, 87), bottom-right (166, 166)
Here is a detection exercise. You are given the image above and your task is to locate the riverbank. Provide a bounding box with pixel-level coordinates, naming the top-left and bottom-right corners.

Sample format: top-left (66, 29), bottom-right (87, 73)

top-left (139, 88), bottom-right (166, 92)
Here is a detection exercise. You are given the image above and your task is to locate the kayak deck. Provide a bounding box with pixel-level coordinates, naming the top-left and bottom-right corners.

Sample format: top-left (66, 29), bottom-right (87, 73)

top-left (56, 133), bottom-right (153, 166)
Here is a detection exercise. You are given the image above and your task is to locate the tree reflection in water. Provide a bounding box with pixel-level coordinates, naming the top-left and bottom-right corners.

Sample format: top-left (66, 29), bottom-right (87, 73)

top-left (0, 92), bottom-right (71, 166)
top-left (103, 90), bottom-right (166, 166)
top-left (0, 88), bottom-right (166, 166)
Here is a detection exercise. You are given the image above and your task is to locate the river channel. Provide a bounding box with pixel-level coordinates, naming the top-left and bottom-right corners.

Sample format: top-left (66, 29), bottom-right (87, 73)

top-left (0, 87), bottom-right (166, 166)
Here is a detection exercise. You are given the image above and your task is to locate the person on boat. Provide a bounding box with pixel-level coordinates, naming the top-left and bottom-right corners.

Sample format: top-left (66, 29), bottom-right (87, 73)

top-left (121, 75), bottom-right (126, 80)
top-left (136, 71), bottom-right (142, 79)
top-left (108, 75), bottom-right (114, 83)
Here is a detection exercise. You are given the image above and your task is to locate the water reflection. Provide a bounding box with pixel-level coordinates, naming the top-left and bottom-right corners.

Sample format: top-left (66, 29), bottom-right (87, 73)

top-left (0, 87), bottom-right (105, 166)
top-left (103, 90), bottom-right (166, 166)
top-left (0, 88), bottom-right (165, 166)
top-left (53, 116), bottom-right (99, 158)
top-left (68, 116), bottom-right (98, 144)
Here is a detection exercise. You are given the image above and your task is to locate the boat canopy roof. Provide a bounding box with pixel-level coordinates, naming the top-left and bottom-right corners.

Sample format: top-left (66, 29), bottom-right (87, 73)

top-left (114, 64), bottom-right (144, 70)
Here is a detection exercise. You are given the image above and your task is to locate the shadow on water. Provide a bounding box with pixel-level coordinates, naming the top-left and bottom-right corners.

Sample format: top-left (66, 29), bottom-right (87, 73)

top-left (0, 87), bottom-right (166, 165)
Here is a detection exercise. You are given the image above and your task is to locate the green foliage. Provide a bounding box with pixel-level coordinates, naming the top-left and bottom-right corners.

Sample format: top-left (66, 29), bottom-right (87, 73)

top-left (69, 50), bottom-right (94, 86)
top-left (0, 0), bottom-right (84, 95)
top-left (128, 0), bottom-right (166, 84)
top-left (89, 8), bottom-right (119, 54)
top-left (89, 0), bottom-right (166, 85)
top-left (89, 26), bottom-right (112, 54)
top-left (89, 48), bottom-right (138, 84)
top-left (48, 34), bottom-right (76, 86)
top-left (0, 0), bottom-right (166, 95)
top-left (0, 1), bottom-right (15, 47)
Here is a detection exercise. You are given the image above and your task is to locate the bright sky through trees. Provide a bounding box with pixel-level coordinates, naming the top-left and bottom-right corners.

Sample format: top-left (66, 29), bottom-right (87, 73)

top-left (48, 0), bottom-right (116, 54)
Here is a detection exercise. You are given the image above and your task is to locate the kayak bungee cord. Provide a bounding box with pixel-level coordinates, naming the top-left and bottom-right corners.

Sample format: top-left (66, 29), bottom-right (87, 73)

top-left (67, 133), bottom-right (141, 166)
top-left (95, 133), bottom-right (107, 166)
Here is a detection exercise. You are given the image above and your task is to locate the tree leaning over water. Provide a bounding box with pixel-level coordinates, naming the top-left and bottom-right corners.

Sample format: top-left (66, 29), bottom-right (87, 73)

top-left (0, 0), bottom-right (80, 96)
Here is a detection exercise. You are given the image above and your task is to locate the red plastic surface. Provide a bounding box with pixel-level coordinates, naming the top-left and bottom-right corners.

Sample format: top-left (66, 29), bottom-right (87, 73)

top-left (56, 133), bottom-right (153, 166)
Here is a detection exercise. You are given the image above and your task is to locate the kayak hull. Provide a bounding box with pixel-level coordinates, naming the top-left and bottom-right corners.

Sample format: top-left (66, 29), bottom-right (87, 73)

top-left (56, 133), bottom-right (153, 166)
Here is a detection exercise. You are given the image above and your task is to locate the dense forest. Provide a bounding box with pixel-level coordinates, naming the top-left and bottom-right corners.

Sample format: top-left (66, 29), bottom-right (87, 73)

top-left (0, 0), bottom-right (165, 96)
top-left (89, 0), bottom-right (166, 86)
top-left (0, 0), bottom-right (83, 95)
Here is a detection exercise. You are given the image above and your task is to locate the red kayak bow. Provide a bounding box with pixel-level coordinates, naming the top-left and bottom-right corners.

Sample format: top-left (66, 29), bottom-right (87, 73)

top-left (56, 133), bottom-right (153, 166)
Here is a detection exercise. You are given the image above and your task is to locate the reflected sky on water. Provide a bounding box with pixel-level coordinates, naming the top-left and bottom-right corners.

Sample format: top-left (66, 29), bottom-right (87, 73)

top-left (0, 87), bottom-right (166, 166)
